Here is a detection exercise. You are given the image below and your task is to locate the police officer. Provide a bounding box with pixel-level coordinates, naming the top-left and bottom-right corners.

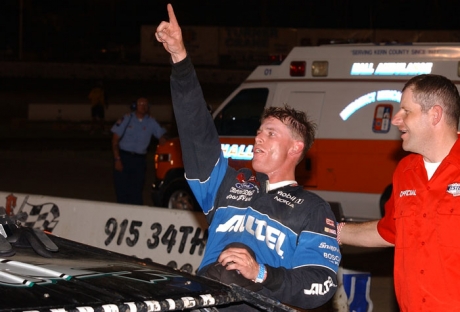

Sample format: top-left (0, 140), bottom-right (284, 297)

top-left (111, 97), bottom-right (166, 205)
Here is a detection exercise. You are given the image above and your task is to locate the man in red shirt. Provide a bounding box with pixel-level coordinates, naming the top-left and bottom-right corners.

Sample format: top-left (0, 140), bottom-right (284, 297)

top-left (338, 74), bottom-right (460, 311)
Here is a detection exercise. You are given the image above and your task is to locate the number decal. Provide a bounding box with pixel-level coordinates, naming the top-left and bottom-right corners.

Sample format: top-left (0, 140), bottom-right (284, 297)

top-left (126, 220), bottom-right (143, 247)
top-left (116, 219), bottom-right (129, 245)
top-left (104, 217), bottom-right (208, 275)
top-left (104, 218), bottom-right (117, 246)
top-left (147, 222), bottom-right (162, 249)
top-left (161, 225), bottom-right (177, 253)
top-left (104, 218), bottom-right (208, 255)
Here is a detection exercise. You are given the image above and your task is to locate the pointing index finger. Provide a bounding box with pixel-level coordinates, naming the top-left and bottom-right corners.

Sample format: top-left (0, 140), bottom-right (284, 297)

top-left (167, 3), bottom-right (179, 27)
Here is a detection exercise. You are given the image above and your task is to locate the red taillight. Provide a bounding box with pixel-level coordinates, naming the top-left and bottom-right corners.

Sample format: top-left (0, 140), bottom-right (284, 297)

top-left (290, 61), bottom-right (306, 77)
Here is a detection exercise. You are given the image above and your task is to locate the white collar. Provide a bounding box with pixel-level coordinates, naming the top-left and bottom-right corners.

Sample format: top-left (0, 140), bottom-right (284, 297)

top-left (266, 180), bottom-right (297, 191)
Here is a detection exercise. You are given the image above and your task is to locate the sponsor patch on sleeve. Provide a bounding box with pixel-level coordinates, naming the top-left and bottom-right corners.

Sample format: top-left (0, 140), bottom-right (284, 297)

top-left (325, 218), bottom-right (335, 227)
top-left (324, 227), bottom-right (337, 235)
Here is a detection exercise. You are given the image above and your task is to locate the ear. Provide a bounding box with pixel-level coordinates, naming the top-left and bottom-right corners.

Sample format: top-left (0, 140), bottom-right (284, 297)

top-left (289, 141), bottom-right (304, 158)
top-left (431, 105), bottom-right (443, 126)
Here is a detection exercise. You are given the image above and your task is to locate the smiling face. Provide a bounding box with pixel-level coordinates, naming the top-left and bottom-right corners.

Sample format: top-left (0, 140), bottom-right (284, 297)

top-left (391, 88), bottom-right (434, 155)
top-left (252, 117), bottom-right (302, 181)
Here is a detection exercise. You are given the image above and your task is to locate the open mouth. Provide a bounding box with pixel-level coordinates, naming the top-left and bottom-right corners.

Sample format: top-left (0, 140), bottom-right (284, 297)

top-left (254, 147), bottom-right (265, 154)
top-left (400, 129), bottom-right (408, 139)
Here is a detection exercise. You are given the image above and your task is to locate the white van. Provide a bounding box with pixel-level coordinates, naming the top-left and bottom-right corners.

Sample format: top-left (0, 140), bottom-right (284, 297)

top-left (153, 43), bottom-right (460, 221)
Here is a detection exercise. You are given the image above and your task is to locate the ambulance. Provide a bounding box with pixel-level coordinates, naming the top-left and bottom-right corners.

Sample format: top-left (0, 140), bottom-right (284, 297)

top-left (152, 43), bottom-right (460, 221)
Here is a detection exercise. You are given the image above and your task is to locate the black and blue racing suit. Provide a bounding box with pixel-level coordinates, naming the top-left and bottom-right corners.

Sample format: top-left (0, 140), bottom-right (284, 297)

top-left (170, 55), bottom-right (341, 310)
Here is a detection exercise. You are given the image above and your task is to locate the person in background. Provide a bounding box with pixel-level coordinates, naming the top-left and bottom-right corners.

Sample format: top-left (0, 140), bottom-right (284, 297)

top-left (88, 81), bottom-right (108, 134)
top-left (337, 74), bottom-right (460, 311)
top-left (111, 97), bottom-right (166, 205)
top-left (155, 4), bottom-right (340, 311)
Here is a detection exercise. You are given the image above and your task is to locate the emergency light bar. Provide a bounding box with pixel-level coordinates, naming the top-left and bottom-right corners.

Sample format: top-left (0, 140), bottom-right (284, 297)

top-left (290, 61), bottom-right (306, 77)
top-left (312, 61), bottom-right (328, 77)
top-left (290, 61), bottom-right (329, 77)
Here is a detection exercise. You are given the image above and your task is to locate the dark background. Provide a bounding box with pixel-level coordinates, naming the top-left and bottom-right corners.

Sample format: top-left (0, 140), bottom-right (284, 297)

top-left (2, 0), bottom-right (460, 63)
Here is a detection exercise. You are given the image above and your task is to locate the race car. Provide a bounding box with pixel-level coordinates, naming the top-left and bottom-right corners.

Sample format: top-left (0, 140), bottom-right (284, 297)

top-left (0, 207), bottom-right (295, 312)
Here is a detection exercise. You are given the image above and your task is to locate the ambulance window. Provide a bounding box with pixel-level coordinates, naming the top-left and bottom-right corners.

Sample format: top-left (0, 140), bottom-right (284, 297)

top-left (214, 88), bottom-right (268, 136)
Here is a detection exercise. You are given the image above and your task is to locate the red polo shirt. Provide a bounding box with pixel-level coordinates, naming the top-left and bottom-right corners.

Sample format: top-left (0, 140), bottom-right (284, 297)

top-left (378, 138), bottom-right (460, 311)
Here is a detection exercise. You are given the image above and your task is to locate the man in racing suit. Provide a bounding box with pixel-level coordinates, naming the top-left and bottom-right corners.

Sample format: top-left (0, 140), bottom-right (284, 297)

top-left (156, 4), bottom-right (340, 310)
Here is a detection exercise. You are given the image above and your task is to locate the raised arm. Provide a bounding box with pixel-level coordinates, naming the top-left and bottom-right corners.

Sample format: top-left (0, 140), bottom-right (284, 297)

top-left (155, 4), bottom-right (223, 207)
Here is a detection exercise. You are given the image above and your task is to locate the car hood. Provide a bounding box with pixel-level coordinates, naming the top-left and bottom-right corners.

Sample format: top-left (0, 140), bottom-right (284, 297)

top-left (0, 231), bottom-right (294, 312)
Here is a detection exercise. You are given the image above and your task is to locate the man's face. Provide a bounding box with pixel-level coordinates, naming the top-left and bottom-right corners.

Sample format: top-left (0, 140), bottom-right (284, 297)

top-left (252, 117), bottom-right (297, 177)
top-left (392, 88), bottom-right (433, 154)
top-left (136, 99), bottom-right (149, 115)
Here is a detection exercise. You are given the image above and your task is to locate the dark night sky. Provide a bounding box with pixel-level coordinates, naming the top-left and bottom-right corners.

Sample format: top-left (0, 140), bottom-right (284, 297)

top-left (1, 0), bottom-right (460, 61)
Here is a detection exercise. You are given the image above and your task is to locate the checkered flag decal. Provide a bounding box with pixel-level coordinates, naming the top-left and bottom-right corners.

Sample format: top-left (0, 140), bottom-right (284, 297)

top-left (21, 203), bottom-right (60, 233)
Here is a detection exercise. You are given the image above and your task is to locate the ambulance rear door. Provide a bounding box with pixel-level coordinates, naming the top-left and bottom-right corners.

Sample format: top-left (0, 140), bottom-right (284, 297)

top-left (270, 83), bottom-right (325, 187)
